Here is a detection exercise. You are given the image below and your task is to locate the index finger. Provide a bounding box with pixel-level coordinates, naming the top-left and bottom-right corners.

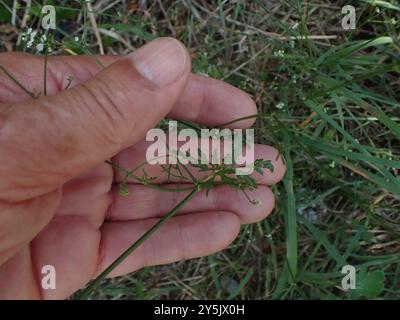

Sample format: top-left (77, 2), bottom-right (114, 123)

top-left (0, 53), bottom-right (257, 128)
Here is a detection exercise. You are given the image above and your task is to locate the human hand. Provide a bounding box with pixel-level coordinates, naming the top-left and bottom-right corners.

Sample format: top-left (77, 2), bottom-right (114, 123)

top-left (0, 38), bottom-right (285, 299)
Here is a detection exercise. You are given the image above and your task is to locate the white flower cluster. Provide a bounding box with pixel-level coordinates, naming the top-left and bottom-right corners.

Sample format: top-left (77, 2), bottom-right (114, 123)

top-left (276, 102), bottom-right (285, 110)
top-left (273, 49), bottom-right (285, 58)
top-left (20, 28), bottom-right (51, 53)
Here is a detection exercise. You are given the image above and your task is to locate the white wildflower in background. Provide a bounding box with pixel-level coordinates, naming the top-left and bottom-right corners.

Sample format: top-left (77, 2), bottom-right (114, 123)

top-left (297, 188), bottom-right (328, 224)
top-left (273, 49), bottom-right (285, 58)
top-left (22, 28), bottom-right (38, 50)
top-left (74, 36), bottom-right (80, 42)
top-left (36, 43), bottom-right (44, 53)
top-left (297, 204), bottom-right (318, 223)
top-left (276, 102), bottom-right (285, 110)
top-left (35, 32), bottom-right (48, 53)
top-left (21, 28), bottom-right (53, 54)
top-left (30, 31), bottom-right (37, 41)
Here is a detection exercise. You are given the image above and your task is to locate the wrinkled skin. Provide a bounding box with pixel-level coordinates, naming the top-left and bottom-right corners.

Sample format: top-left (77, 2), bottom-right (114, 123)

top-left (0, 38), bottom-right (285, 299)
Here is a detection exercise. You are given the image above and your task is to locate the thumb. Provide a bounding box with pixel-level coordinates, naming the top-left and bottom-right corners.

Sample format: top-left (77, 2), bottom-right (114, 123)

top-left (0, 38), bottom-right (190, 202)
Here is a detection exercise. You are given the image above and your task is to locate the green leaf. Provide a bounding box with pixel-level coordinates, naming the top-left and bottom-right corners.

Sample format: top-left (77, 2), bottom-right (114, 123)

top-left (360, 0), bottom-right (400, 11)
top-left (226, 269), bottom-right (254, 300)
top-left (0, 5), bottom-right (11, 23)
top-left (359, 270), bottom-right (385, 299)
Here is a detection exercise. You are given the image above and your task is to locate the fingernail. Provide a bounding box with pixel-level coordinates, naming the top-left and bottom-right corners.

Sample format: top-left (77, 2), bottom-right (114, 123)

top-left (128, 38), bottom-right (188, 87)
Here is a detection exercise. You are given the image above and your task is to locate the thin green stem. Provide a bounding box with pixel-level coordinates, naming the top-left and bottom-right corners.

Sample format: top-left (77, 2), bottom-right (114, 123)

top-left (105, 160), bottom-right (194, 193)
top-left (219, 113), bottom-right (267, 127)
top-left (43, 43), bottom-right (49, 96)
top-left (0, 64), bottom-right (36, 98)
top-left (88, 120), bottom-right (272, 299)
top-left (181, 163), bottom-right (198, 183)
top-left (77, 187), bottom-right (199, 299)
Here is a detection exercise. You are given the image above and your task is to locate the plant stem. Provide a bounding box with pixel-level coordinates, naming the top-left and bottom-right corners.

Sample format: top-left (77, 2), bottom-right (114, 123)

top-left (77, 187), bottom-right (199, 300)
top-left (220, 113), bottom-right (267, 127)
top-left (105, 160), bottom-right (194, 193)
top-left (44, 43), bottom-right (49, 96)
top-left (0, 64), bottom-right (36, 98)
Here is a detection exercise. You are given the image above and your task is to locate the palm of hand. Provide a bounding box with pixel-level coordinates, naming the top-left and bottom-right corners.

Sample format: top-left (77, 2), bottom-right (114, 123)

top-left (0, 52), bottom-right (285, 299)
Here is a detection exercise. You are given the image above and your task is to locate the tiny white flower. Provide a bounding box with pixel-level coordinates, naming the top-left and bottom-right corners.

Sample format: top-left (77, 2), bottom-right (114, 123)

top-left (74, 36), bottom-right (79, 42)
top-left (36, 43), bottom-right (44, 52)
top-left (276, 102), bottom-right (285, 110)
top-left (30, 31), bottom-right (37, 41)
top-left (26, 40), bottom-right (33, 48)
top-left (273, 50), bottom-right (285, 58)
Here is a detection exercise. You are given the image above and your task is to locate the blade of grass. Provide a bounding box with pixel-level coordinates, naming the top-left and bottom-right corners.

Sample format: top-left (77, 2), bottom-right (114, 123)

top-left (226, 268), bottom-right (253, 300)
top-left (283, 131), bottom-right (298, 280)
top-left (300, 215), bottom-right (346, 267)
top-left (0, 64), bottom-right (36, 98)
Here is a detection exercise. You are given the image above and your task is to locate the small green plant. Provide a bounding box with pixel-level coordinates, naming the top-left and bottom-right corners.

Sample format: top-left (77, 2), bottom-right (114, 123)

top-left (78, 154), bottom-right (274, 299)
top-left (2, 0), bottom-right (399, 300)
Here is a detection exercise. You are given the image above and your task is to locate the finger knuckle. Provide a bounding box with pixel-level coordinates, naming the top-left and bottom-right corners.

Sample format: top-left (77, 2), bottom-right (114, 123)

top-left (78, 79), bottom-right (136, 148)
